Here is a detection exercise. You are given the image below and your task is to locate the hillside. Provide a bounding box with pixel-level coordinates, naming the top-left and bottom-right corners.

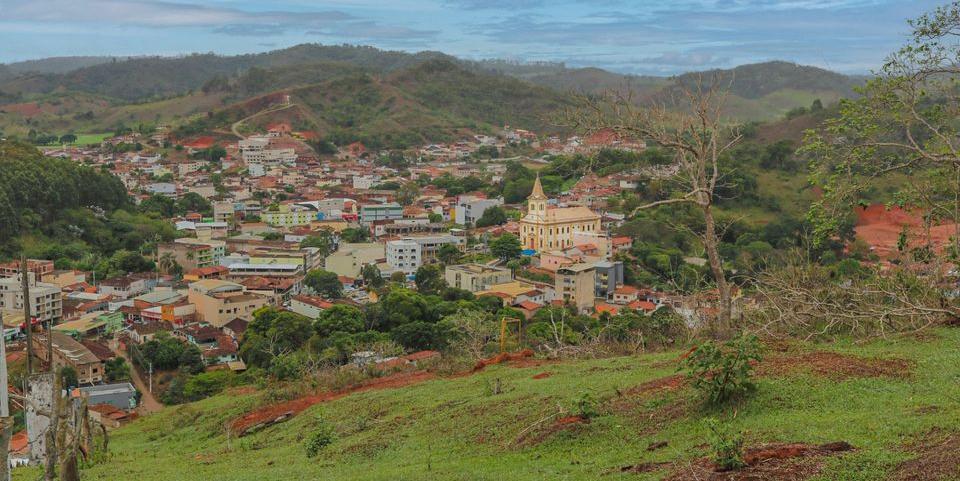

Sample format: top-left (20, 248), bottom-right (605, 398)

top-left (19, 328), bottom-right (959, 481)
top-left (0, 45), bottom-right (865, 136)
top-left (174, 59), bottom-right (572, 149)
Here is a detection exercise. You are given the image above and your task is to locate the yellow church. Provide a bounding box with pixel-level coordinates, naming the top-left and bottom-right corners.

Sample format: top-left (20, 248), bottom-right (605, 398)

top-left (519, 175), bottom-right (602, 251)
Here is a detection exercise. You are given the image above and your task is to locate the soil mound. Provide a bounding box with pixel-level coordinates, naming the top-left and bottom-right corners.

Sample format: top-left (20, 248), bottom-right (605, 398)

top-left (758, 351), bottom-right (911, 380)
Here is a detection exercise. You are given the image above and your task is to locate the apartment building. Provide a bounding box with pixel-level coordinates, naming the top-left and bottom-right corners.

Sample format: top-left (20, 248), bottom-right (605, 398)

top-left (360, 203), bottom-right (403, 225)
top-left (556, 263), bottom-right (596, 313)
top-left (325, 243), bottom-right (385, 278)
top-left (187, 279), bottom-right (270, 327)
top-left (34, 332), bottom-right (104, 385)
top-left (453, 195), bottom-right (503, 226)
top-left (386, 239), bottom-right (421, 275)
top-left (262, 204), bottom-right (316, 227)
top-left (0, 273), bottom-right (63, 324)
top-left (158, 238), bottom-right (226, 271)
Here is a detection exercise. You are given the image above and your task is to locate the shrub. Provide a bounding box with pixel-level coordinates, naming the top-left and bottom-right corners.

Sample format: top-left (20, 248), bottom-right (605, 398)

top-left (304, 419), bottom-right (336, 458)
top-left (682, 334), bottom-right (762, 405)
top-left (706, 418), bottom-right (746, 471)
top-left (571, 392), bottom-right (599, 420)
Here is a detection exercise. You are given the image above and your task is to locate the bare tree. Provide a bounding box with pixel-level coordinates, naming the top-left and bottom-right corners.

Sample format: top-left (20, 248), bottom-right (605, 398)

top-left (562, 77), bottom-right (742, 331)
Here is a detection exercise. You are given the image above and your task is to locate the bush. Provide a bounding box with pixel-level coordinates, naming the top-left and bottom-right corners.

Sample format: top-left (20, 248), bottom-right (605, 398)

top-left (571, 392), bottom-right (599, 420)
top-left (682, 334), bottom-right (762, 406)
top-left (706, 418), bottom-right (746, 471)
top-left (304, 419), bottom-right (336, 458)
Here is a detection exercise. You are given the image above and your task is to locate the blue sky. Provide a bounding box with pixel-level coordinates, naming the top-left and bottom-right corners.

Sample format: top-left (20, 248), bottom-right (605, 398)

top-left (0, 0), bottom-right (942, 75)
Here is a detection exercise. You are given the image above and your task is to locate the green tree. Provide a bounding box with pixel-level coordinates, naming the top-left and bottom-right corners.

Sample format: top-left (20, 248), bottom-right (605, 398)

top-left (361, 263), bottom-right (384, 289)
top-left (59, 366), bottom-right (78, 389)
top-left (415, 264), bottom-right (446, 295)
top-left (301, 230), bottom-right (336, 258)
top-left (314, 305), bottom-right (366, 337)
top-left (105, 357), bottom-right (131, 382)
top-left (305, 269), bottom-right (343, 298)
top-left (475, 206), bottom-right (507, 227)
top-left (437, 243), bottom-right (461, 265)
top-left (490, 233), bottom-right (522, 260)
top-left (340, 227), bottom-right (370, 243)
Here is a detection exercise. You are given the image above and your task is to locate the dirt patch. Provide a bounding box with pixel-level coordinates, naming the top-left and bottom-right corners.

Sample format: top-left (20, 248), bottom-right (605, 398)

top-left (625, 374), bottom-right (686, 395)
top-left (230, 370), bottom-right (434, 436)
top-left (614, 461), bottom-right (671, 474)
top-left (532, 372), bottom-right (552, 380)
top-left (889, 429), bottom-right (960, 481)
top-left (663, 441), bottom-right (853, 481)
top-left (758, 351), bottom-right (912, 380)
top-left (518, 415), bottom-right (590, 446)
top-left (853, 204), bottom-right (957, 259)
top-left (472, 349), bottom-right (535, 372)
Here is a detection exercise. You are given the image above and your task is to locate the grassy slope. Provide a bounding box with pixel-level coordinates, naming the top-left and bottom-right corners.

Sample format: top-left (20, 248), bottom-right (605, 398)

top-left (21, 328), bottom-right (960, 481)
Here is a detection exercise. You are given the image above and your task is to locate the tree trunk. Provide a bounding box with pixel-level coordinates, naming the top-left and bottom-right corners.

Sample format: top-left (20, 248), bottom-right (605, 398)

top-left (702, 204), bottom-right (732, 333)
top-left (0, 416), bottom-right (11, 481)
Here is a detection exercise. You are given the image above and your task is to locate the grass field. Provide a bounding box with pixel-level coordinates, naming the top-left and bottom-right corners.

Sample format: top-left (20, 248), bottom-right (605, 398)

top-left (15, 328), bottom-right (960, 481)
top-left (69, 133), bottom-right (112, 145)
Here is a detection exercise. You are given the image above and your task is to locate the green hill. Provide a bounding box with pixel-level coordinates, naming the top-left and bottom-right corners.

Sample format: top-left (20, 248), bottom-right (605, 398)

top-left (19, 328), bottom-right (959, 481)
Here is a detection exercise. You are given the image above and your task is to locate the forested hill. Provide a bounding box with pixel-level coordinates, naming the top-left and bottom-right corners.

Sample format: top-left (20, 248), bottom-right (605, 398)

top-left (0, 44), bottom-right (862, 123)
top-left (0, 142), bottom-right (176, 273)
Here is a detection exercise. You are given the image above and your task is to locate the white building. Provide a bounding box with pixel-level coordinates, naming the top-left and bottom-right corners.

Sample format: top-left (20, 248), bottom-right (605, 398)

top-left (0, 273), bottom-right (62, 324)
top-left (386, 239), bottom-right (422, 275)
top-left (454, 195), bottom-right (503, 226)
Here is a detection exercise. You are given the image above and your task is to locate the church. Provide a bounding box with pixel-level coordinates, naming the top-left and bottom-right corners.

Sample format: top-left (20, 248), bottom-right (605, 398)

top-left (518, 175), bottom-right (602, 252)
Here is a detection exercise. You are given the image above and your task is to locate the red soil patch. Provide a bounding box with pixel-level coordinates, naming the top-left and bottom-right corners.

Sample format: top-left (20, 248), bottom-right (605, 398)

top-left (663, 441), bottom-right (853, 481)
top-left (758, 351), bottom-right (912, 380)
top-left (624, 374), bottom-right (686, 395)
top-left (472, 349), bottom-right (535, 372)
top-left (531, 372), bottom-right (552, 380)
top-left (853, 204), bottom-right (957, 259)
top-left (3, 102), bottom-right (43, 117)
top-left (230, 370), bottom-right (434, 436)
top-left (889, 429), bottom-right (960, 481)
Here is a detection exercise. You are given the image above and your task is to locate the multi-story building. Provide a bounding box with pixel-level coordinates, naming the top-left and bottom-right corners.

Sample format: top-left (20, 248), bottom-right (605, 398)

top-left (0, 259), bottom-right (55, 279)
top-left (360, 203), bottom-right (403, 226)
top-left (593, 260), bottom-right (624, 300)
top-left (454, 195), bottom-right (504, 226)
top-left (556, 263), bottom-right (596, 313)
top-left (0, 273), bottom-right (63, 324)
top-left (386, 239), bottom-right (421, 275)
top-left (97, 275), bottom-right (149, 300)
top-left (445, 264), bottom-right (512, 292)
top-left (324, 243), bottom-right (385, 278)
top-left (352, 175), bottom-right (379, 190)
top-left (158, 238), bottom-right (226, 272)
top-left (519, 175), bottom-right (602, 252)
top-left (262, 204), bottom-right (316, 228)
top-left (35, 332), bottom-right (104, 385)
top-left (213, 201), bottom-right (236, 224)
top-left (187, 279), bottom-right (270, 327)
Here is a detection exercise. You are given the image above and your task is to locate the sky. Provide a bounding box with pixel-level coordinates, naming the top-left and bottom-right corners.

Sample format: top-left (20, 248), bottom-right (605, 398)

top-left (0, 0), bottom-right (945, 75)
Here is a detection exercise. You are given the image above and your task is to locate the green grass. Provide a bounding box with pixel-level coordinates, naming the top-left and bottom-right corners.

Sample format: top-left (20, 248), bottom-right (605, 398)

top-left (69, 133), bottom-right (112, 145)
top-left (18, 329), bottom-right (960, 481)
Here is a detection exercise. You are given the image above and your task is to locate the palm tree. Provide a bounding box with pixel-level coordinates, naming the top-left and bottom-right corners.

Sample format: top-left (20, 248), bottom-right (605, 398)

top-left (158, 252), bottom-right (178, 275)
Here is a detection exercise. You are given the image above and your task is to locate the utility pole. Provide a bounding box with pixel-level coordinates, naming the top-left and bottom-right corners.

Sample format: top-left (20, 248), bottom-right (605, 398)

top-left (148, 362), bottom-right (153, 393)
top-left (20, 257), bottom-right (31, 377)
top-left (0, 310), bottom-right (10, 480)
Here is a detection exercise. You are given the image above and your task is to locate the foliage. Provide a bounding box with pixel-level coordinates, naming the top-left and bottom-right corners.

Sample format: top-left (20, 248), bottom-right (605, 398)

top-left (682, 334), bottom-right (762, 406)
top-left (137, 331), bottom-right (205, 373)
top-left (437, 243), bottom-right (462, 265)
top-left (239, 307), bottom-right (313, 369)
top-left (304, 270), bottom-right (343, 298)
top-left (300, 230), bottom-right (336, 258)
top-left (706, 418), bottom-right (746, 471)
top-left (340, 227), bottom-right (370, 243)
top-left (490, 233), bottom-right (522, 260)
top-left (361, 264), bottom-right (384, 289)
top-left (304, 418), bottom-right (336, 458)
top-left (571, 392), bottom-right (599, 420)
top-left (474, 206), bottom-right (507, 227)
top-left (414, 264), bottom-right (447, 295)
top-left (59, 366), bottom-right (78, 389)
top-left (105, 357), bottom-right (131, 382)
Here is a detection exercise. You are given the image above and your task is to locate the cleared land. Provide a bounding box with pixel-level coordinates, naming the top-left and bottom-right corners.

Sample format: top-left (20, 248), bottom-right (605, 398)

top-left (14, 328), bottom-right (960, 481)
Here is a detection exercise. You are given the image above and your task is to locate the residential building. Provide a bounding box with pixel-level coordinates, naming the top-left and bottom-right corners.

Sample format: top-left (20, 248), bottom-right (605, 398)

top-left (35, 332), bottom-right (104, 385)
top-left (187, 279), bottom-right (269, 327)
top-left (158, 238), bottom-right (226, 271)
top-left (454, 195), bottom-right (503, 225)
top-left (290, 295), bottom-right (335, 319)
top-left (0, 259), bottom-right (54, 279)
top-left (0, 273), bottom-right (62, 324)
top-left (593, 260), bottom-right (624, 299)
top-left (519, 175), bottom-right (602, 252)
top-left (262, 204), bottom-right (316, 227)
top-left (78, 383), bottom-right (138, 410)
top-left (325, 243), bottom-right (385, 278)
top-left (360, 203), bottom-right (403, 225)
top-left (556, 263), bottom-right (596, 313)
top-left (445, 264), bottom-right (512, 293)
top-left (386, 239), bottom-right (421, 275)
top-left (98, 275), bottom-right (148, 300)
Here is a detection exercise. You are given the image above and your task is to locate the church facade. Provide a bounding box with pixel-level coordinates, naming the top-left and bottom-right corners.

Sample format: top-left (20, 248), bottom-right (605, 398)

top-left (518, 175), bottom-right (602, 252)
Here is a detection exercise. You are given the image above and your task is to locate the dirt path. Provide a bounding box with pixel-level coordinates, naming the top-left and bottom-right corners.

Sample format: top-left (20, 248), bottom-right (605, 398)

top-left (110, 341), bottom-right (163, 413)
top-left (230, 102), bottom-right (296, 139)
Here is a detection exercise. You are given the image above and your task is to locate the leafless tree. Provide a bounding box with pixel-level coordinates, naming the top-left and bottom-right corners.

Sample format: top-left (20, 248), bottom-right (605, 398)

top-left (561, 76), bottom-right (742, 331)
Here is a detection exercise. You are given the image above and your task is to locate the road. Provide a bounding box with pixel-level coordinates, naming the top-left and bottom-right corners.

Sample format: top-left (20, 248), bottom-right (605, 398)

top-left (110, 341), bottom-right (163, 413)
top-left (230, 102), bottom-right (297, 139)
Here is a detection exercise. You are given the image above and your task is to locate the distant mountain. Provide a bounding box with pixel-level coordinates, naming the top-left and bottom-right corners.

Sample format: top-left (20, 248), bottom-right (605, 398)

top-left (0, 44), bottom-right (866, 140)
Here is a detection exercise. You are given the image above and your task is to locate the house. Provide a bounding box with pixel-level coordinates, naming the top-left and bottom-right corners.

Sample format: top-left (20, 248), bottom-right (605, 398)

top-left (290, 295), bottom-right (335, 319)
top-left (613, 285), bottom-right (641, 304)
top-left (222, 318), bottom-right (248, 339)
top-left (98, 275), bottom-right (148, 299)
top-left (477, 281), bottom-right (545, 306)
